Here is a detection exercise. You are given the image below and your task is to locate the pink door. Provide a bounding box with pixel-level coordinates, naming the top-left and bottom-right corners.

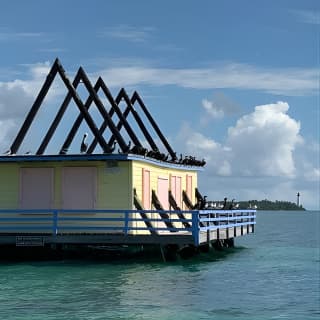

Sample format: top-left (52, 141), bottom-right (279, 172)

top-left (186, 174), bottom-right (193, 203)
top-left (157, 177), bottom-right (169, 209)
top-left (20, 168), bottom-right (54, 209)
top-left (171, 175), bottom-right (182, 208)
top-left (62, 167), bottom-right (97, 209)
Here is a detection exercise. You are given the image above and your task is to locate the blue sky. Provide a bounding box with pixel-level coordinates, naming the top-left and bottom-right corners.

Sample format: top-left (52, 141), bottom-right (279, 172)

top-left (0, 0), bottom-right (319, 209)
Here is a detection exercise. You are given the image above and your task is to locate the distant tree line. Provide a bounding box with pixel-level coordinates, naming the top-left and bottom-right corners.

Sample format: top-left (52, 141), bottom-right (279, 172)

top-left (238, 199), bottom-right (306, 211)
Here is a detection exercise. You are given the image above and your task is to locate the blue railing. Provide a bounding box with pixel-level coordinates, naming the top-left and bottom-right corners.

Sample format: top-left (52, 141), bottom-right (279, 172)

top-left (0, 209), bottom-right (256, 245)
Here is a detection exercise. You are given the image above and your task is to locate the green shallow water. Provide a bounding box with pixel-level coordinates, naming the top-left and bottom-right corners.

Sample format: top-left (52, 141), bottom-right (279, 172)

top-left (0, 211), bottom-right (319, 320)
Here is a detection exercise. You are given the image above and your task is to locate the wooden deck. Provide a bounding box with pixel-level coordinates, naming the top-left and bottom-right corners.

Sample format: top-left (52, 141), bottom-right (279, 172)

top-left (0, 209), bottom-right (256, 247)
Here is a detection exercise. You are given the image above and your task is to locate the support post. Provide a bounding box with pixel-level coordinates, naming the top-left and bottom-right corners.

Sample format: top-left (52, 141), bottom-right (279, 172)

top-left (52, 210), bottom-right (58, 235)
top-left (192, 211), bottom-right (199, 246)
top-left (124, 211), bottom-right (129, 235)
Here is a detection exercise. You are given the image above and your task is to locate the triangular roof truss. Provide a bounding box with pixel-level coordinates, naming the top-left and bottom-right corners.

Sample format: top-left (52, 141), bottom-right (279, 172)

top-left (9, 58), bottom-right (205, 166)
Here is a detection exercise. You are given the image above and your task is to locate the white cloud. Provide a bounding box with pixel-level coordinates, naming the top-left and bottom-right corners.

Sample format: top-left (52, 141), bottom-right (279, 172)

top-left (96, 63), bottom-right (317, 96)
top-left (291, 9), bottom-right (320, 25)
top-left (201, 99), bottom-right (224, 119)
top-left (0, 32), bottom-right (43, 41)
top-left (304, 168), bottom-right (320, 181)
top-left (177, 101), bottom-right (303, 178)
top-left (175, 101), bottom-right (319, 208)
top-left (0, 62), bottom-right (58, 151)
top-left (0, 28), bottom-right (44, 41)
top-left (98, 25), bottom-right (155, 43)
top-left (226, 101), bottom-right (303, 177)
top-left (201, 92), bottom-right (241, 124)
top-left (0, 119), bottom-right (18, 152)
top-left (175, 122), bottom-right (232, 176)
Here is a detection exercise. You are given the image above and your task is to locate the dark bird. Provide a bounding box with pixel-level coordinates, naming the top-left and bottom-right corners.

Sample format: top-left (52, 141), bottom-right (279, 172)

top-left (3, 149), bottom-right (12, 155)
top-left (80, 133), bottom-right (88, 153)
top-left (229, 199), bottom-right (235, 210)
top-left (171, 152), bottom-right (177, 162)
top-left (222, 197), bottom-right (228, 209)
top-left (200, 195), bottom-right (207, 209)
top-left (60, 148), bottom-right (68, 155)
top-left (124, 141), bottom-right (131, 153)
top-left (109, 141), bottom-right (117, 153)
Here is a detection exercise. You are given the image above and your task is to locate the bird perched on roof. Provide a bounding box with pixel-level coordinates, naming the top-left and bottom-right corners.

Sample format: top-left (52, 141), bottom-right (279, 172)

top-left (222, 197), bottom-right (228, 209)
top-left (109, 141), bottom-right (117, 153)
top-left (3, 149), bottom-right (12, 155)
top-left (80, 133), bottom-right (88, 153)
top-left (229, 199), bottom-right (235, 209)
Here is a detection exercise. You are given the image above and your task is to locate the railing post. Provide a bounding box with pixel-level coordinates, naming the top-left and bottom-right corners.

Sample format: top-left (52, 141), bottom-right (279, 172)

top-left (252, 211), bottom-right (255, 233)
top-left (192, 211), bottom-right (199, 246)
top-left (52, 210), bottom-right (58, 235)
top-left (124, 211), bottom-right (129, 235)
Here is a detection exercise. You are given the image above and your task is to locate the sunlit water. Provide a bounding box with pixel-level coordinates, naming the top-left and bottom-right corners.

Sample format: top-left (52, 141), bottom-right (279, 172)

top-left (0, 211), bottom-right (319, 320)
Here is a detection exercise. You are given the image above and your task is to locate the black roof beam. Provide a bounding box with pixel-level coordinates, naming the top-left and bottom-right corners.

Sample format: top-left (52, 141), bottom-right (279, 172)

top-left (55, 62), bottom-right (111, 153)
top-left (59, 77), bottom-right (110, 154)
top-left (88, 87), bottom-right (132, 153)
top-left (131, 91), bottom-right (177, 160)
top-left (36, 69), bottom-right (83, 155)
top-left (98, 79), bottom-right (142, 149)
top-left (10, 58), bottom-right (60, 154)
top-left (76, 68), bottom-right (129, 153)
top-left (106, 89), bottom-right (160, 153)
top-left (121, 88), bottom-right (159, 152)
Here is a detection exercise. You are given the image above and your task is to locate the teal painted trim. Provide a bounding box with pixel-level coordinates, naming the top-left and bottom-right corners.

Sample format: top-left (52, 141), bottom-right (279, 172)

top-left (0, 154), bottom-right (202, 171)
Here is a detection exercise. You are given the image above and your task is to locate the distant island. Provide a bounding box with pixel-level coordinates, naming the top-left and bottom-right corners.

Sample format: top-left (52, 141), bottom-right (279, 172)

top-left (238, 199), bottom-right (306, 211)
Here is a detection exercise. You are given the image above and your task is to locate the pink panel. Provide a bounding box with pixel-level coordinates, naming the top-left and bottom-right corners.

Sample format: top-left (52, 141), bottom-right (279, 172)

top-left (171, 175), bottom-right (176, 196)
top-left (62, 167), bottom-right (96, 209)
top-left (20, 168), bottom-right (54, 209)
top-left (186, 175), bottom-right (193, 202)
top-left (157, 177), bottom-right (169, 209)
top-left (142, 169), bottom-right (151, 209)
top-left (171, 175), bottom-right (182, 208)
top-left (176, 176), bottom-right (182, 207)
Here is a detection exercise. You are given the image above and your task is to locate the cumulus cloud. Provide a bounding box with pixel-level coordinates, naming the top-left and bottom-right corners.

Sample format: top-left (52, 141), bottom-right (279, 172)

top-left (0, 62), bottom-right (56, 151)
top-left (201, 91), bottom-right (241, 124)
top-left (175, 100), bottom-right (319, 208)
top-left (202, 99), bottom-right (224, 119)
top-left (175, 122), bottom-right (232, 176)
top-left (177, 101), bottom-right (303, 178)
top-left (226, 101), bottom-right (303, 177)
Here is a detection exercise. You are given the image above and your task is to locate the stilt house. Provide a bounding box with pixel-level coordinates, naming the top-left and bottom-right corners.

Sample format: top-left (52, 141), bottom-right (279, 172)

top-left (0, 59), bottom-right (255, 250)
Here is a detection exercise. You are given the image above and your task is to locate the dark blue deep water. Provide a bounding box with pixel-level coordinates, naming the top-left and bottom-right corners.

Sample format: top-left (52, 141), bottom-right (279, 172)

top-left (0, 211), bottom-right (319, 320)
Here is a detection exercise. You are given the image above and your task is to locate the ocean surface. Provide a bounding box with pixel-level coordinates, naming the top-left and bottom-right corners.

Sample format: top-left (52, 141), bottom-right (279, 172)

top-left (0, 211), bottom-right (319, 320)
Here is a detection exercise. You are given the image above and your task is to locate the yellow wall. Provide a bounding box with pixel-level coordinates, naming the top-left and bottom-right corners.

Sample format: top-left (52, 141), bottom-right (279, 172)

top-left (132, 160), bottom-right (198, 207)
top-left (0, 159), bottom-right (198, 235)
top-left (0, 160), bottom-right (131, 210)
top-left (0, 163), bottom-right (19, 209)
top-left (0, 159), bottom-right (198, 210)
top-left (131, 160), bottom-right (198, 234)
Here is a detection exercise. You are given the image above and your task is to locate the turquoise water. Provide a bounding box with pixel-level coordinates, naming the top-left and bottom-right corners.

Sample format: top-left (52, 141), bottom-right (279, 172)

top-left (0, 211), bottom-right (319, 320)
